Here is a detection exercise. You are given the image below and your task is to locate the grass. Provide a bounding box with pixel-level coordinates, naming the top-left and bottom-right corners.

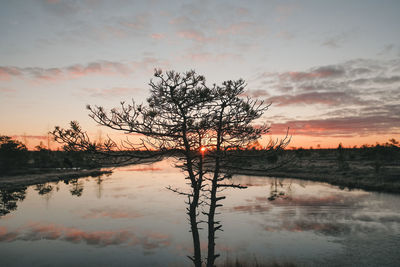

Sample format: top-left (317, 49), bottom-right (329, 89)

top-left (228, 148), bottom-right (400, 194)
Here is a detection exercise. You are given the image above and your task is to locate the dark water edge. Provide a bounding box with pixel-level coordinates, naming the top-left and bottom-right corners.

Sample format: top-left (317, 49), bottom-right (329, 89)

top-left (0, 169), bottom-right (112, 189)
top-left (229, 167), bottom-right (400, 194)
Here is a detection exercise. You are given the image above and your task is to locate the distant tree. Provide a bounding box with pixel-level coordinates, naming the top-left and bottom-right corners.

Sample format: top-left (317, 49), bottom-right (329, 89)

top-left (52, 69), bottom-right (290, 267)
top-left (0, 135), bottom-right (28, 173)
top-left (35, 141), bottom-right (48, 151)
top-left (387, 138), bottom-right (399, 147)
top-left (337, 143), bottom-right (349, 171)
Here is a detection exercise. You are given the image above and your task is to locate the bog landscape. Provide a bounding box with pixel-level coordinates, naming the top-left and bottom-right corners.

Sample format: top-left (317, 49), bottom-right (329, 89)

top-left (1, 1), bottom-right (399, 267)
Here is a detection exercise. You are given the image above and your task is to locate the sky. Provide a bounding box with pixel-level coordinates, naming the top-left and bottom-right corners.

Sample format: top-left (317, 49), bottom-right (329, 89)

top-left (0, 0), bottom-right (399, 149)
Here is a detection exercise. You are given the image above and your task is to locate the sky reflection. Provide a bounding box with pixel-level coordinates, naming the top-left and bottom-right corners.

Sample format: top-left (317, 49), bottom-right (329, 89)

top-left (0, 160), bottom-right (399, 266)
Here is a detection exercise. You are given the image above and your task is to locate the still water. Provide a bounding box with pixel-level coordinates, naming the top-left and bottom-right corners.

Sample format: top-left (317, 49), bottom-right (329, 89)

top-left (1, 159), bottom-right (399, 266)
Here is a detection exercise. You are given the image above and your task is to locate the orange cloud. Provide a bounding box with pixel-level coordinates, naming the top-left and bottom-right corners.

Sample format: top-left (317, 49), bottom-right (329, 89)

top-left (11, 135), bottom-right (48, 140)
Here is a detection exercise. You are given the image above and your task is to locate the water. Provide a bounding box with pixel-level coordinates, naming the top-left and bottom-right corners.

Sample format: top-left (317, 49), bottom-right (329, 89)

top-left (1, 159), bottom-right (399, 266)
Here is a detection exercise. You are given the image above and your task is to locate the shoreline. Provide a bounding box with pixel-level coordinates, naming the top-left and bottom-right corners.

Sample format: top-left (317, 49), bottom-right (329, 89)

top-left (1, 157), bottom-right (399, 194)
top-left (0, 169), bottom-right (112, 189)
top-left (0, 156), bottom-right (163, 189)
top-left (229, 167), bottom-right (400, 194)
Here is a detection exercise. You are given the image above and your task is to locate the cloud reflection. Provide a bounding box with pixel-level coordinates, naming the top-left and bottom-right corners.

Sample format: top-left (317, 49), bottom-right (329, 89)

top-left (225, 184), bottom-right (400, 237)
top-left (81, 208), bottom-right (143, 219)
top-left (0, 223), bottom-right (170, 249)
top-left (119, 167), bottom-right (162, 172)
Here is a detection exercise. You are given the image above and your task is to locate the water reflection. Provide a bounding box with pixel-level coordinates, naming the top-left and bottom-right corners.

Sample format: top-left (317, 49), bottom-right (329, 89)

top-left (0, 187), bottom-right (26, 217)
top-left (268, 177), bottom-right (292, 201)
top-left (228, 176), bottom-right (400, 238)
top-left (34, 183), bottom-right (54, 195)
top-left (66, 179), bottom-right (84, 197)
top-left (0, 222), bottom-right (171, 249)
top-left (0, 162), bottom-right (399, 267)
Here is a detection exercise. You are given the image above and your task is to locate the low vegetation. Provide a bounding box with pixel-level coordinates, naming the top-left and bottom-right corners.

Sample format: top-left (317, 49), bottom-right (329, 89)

top-left (230, 140), bottom-right (400, 193)
top-left (1, 135), bottom-right (399, 193)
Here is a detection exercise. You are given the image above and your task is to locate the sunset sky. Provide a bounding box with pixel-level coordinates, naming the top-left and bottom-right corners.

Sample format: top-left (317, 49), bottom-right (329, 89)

top-left (1, 0), bottom-right (399, 149)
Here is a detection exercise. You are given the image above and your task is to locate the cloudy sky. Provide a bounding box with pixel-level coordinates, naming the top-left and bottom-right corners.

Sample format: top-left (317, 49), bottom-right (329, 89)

top-left (1, 0), bottom-right (399, 149)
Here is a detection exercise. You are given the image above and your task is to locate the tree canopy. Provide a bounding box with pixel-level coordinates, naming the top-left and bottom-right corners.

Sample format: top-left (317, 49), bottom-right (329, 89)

top-left (0, 135), bottom-right (28, 172)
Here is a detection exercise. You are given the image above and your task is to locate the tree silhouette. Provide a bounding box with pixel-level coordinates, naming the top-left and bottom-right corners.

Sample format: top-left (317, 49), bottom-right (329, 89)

top-left (52, 69), bottom-right (289, 267)
top-left (0, 135), bottom-right (28, 173)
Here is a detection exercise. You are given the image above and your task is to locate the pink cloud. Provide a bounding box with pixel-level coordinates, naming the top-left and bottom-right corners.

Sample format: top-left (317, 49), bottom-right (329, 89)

top-left (0, 60), bottom-right (136, 83)
top-left (81, 208), bottom-right (143, 219)
top-left (267, 91), bottom-right (363, 106)
top-left (169, 16), bottom-right (192, 25)
top-left (271, 66), bottom-right (346, 83)
top-left (0, 88), bottom-right (15, 93)
top-left (67, 61), bottom-right (130, 78)
top-left (82, 87), bottom-right (139, 98)
top-left (120, 14), bottom-right (150, 30)
top-left (241, 89), bottom-right (270, 98)
top-left (269, 114), bottom-right (400, 137)
top-left (34, 68), bottom-right (63, 81)
top-left (236, 7), bottom-right (250, 15)
top-left (217, 22), bottom-right (253, 35)
top-left (182, 52), bottom-right (242, 63)
top-left (0, 226), bottom-right (18, 242)
top-left (151, 33), bottom-right (164, 40)
top-left (279, 67), bottom-right (344, 81)
top-left (177, 30), bottom-right (208, 42)
top-left (0, 67), bottom-right (22, 81)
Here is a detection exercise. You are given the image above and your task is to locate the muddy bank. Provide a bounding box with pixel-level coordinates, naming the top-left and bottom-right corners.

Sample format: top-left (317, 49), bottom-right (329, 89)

top-left (0, 156), bottom-right (164, 189)
top-left (0, 169), bottom-right (112, 188)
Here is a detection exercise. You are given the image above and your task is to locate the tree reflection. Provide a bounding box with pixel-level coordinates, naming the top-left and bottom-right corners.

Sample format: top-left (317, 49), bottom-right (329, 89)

top-left (0, 187), bottom-right (27, 217)
top-left (34, 183), bottom-right (54, 195)
top-left (170, 153), bottom-right (248, 267)
top-left (268, 178), bottom-right (292, 201)
top-left (173, 172), bottom-right (297, 266)
top-left (64, 179), bottom-right (84, 197)
top-left (94, 172), bottom-right (111, 199)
